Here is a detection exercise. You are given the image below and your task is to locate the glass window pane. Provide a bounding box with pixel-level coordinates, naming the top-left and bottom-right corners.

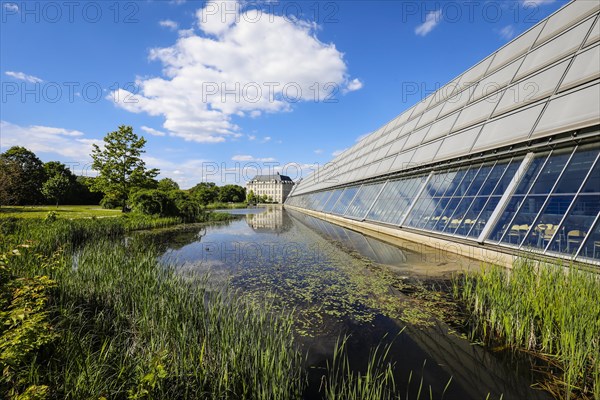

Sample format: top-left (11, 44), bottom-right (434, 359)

top-left (322, 189), bottom-right (344, 213)
top-left (552, 145), bottom-right (599, 194)
top-left (514, 154), bottom-right (549, 195)
top-left (406, 170), bottom-right (462, 228)
top-left (499, 195), bottom-right (548, 245)
top-left (581, 161), bottom-right (600, 194)
top-left (455, 196), bottom-right (495, 237)
top-left (331, 187), bottom-right (360, 215)
top-left (490, 159), bottom-right (522, 196)
top-left (384, 178), bottom-right (420, 224)
top-left (520, 195), bottom-right (575, 249)
top-left (548, 194), bottom-right (600, 254)
top-left (488, 196), bottom-right (527, 242)
top-left (464, 164), bottom-right (494, 197)
top-left (431, 166), bottom-right (483, 231)
top-left (578, 216), bottom-right (600, 261)
top-left (345, 183), bottom-right (384, 219)
top-left (315, 191), bottom-right (333, 211)
top-left (431, 197), bottom-right (462, 232)
top-left (528, 149), bottom-right (572, 195)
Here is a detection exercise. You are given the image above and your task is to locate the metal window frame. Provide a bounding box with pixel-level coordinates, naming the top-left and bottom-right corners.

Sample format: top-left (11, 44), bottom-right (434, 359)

top-left (443, 160), bottom-right (499, 235)
top-left (332, 186), bottom-right (362, 216)
top-left (374, 178), bottom-right (410, 223)
top-left (399, 173), bottom-right (433, 227)
top-left (405, 169), bottom-right (457, 228)
top-left (575, 211), bottom-right (600, 260)
top-left (344, 183), bottom-right (379, 219)
top-left (515, 146), bottom-right (578, 250)
top-left (432, 164), bottom-right (485, 232)
top-left (478, 152), bottom-right (537, 243)
top-left (465, 158), bottom-right (518, 237)
top-left (542, 148), bottom-right (600, 255)
top-left (362, 181), bottom-right (388, 221)
top-left (322, 189), bottom-right (345, 214)
top-left (492, 150), bottom-right (555, 244)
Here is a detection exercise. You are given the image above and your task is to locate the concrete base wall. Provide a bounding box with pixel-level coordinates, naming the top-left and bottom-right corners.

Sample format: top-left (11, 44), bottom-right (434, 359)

top-left (284, 205), bottom-right (521, 268)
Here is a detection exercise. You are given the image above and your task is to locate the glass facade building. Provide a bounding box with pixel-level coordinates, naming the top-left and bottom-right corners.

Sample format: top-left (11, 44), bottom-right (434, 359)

top-left (286, 1), bottom-right (600, 265)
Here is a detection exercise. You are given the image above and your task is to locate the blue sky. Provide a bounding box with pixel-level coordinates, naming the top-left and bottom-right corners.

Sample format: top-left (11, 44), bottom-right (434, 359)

top-left (1, 0), bottom-right (567, 188)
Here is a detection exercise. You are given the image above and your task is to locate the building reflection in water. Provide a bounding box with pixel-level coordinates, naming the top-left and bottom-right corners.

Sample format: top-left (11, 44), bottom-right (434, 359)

top-left (288, 210), bottom-right (407, 265)
top-left (245, 206), bottom-right (292, 234)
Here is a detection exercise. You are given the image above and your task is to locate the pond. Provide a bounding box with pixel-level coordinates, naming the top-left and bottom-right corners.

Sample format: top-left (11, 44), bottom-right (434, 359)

top-left (138, 206), bottom-right (551, 400)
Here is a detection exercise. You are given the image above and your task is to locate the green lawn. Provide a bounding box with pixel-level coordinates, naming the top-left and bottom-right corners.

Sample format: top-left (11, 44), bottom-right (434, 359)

top-left (0, 205), bottom-right (122, 219)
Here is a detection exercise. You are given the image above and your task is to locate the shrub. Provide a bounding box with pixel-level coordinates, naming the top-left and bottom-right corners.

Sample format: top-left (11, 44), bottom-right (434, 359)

top-left (130, 189), bottom-right (176, 217)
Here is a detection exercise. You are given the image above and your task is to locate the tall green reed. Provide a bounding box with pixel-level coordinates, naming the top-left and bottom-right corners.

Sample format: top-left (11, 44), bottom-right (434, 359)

top-left (2, 217), bottom-right (305, 399)
top-left (453, 259), bottom-right (600, 399)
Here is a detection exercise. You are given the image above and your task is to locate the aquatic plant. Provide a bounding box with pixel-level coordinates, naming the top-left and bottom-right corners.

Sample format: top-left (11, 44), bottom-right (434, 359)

top-left (0, 218), bottom-right (305, 399)
top-left (454, 259), bottom-right (600, 399)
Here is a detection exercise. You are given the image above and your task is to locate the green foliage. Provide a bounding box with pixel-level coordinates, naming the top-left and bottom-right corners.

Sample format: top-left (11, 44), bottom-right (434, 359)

top-left (130, 189), bottom-right (176, 217)
top-left (90, 126), bottom-right (159, 211)
top-left (42, 162), bottom-right (75, 184)
top-left (0, 158), bottom-right (25, 207)
top-left (0, 147), bottom-right (46, 205)
top-left (129, 189), bottom-right (205, 222)
top-left (41, 175), bottom-right (70, 207)
top-left (189, 182), bottom-right (219, 206)
top-left (72, 176), bottom-right (103, 205)
top-left (246, 190), bottom-right (257, 204)
top-left (0, 246), bottom-right (58, 399)
top-left (156, 178), bottom-right (179, 192)
top-left (0, 220), bottom-right (306, 399)
top-left (454, 260), bottom-right (600, 399)
top-left (99, 195), bottom-right (121, 209)
top-left (43, 211), bottom-right (57, 223)
top-left (218, 184), bottom-right (246, 203)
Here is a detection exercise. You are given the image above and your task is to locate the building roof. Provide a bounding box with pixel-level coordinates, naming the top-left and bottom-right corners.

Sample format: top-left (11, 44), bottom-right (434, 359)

top-left (248, 173), bottom-right (294, 183)
top-left (291, 0), bottom-right (600, 196)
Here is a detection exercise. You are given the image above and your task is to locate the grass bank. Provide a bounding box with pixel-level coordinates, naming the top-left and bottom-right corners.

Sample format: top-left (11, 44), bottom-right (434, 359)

top-left (453, 260), bottom-right (600, 399)
top-left (204, 202), bottom-right (249, 210)
top-left (1, 217), bottom-right (304, 399)
top-left (0, 205), bottom-right (122, 219)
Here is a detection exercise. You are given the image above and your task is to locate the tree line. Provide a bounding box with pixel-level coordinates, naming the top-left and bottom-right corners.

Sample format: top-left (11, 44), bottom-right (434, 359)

top-left (0, 126), bottom-right (247, 219)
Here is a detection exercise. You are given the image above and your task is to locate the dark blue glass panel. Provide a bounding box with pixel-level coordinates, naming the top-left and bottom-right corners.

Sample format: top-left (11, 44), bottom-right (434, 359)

top-left (488, 196), bottom-right (526, 242)
top-left (548, 194), bottom-right (600, 254)
top-left (578, 216), bottom-right (600, 261)
top-left (520, 195), bottom-right (575, 249)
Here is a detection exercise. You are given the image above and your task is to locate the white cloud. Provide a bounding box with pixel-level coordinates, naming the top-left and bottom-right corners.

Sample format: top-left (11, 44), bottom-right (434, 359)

top-left (314, 149), bottom-right (323, 154)
top-left (159, 19), bottom-right (179, 30)
top-left (247, 134), bottom-right (256, 140)
top-left (110, 0), bottom-right (360, 143)
top-left (520, 0), bottom-right (555, 5)
top-left (415, 10), bottom-right (442, 37)
top-left (178, 28), bottom-right (195, 38)
top-left (140, 126), bottom-right (167, 136)
top-left (332, 149), bottom-right (346, 157)
top-left (231, 154), bottom-right (277, 162)
top-left (143, 156), bottom-right (214, 188)
top-left (3, 3), bottom-right (18, 12)
top-left (499, 25), bottom-right (516, 40)
top-left (261, 136), bottom-right (272, 143)
top-left (5, 71), bottom-right (43, 83)
top-left (344, 78), bottom-right (363, 93)
top-left (0, 121), bottom-right (101, 161)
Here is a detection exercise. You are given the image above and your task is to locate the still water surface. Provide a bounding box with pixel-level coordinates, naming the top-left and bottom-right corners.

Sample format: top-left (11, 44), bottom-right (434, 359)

top-left (140, 206), bottom-right (550, 400)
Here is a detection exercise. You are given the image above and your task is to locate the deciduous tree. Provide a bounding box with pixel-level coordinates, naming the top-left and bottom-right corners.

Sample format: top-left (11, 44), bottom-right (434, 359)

top-left (89, 126), bottom-right (158, 212)
top-left (0, 146), bottom-right (46, 205)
